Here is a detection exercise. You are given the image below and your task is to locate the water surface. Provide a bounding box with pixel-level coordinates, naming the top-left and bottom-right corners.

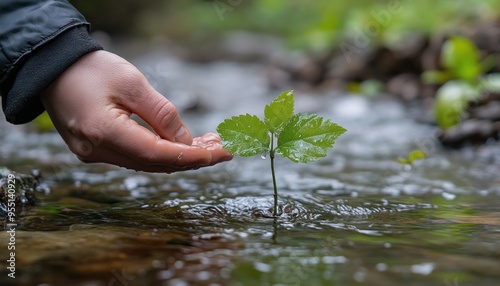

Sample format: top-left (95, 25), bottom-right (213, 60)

top-left (1, 52), bottom-right (499, 286)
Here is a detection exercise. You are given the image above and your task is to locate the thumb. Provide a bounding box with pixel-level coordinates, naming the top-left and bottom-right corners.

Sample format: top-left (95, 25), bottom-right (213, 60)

top-left (131, 87), bottom-right (193, 145)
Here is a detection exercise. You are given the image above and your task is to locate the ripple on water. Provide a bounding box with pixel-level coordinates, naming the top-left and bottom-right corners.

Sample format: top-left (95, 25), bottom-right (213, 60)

top-left (2, 53), bottom-right (500, 286)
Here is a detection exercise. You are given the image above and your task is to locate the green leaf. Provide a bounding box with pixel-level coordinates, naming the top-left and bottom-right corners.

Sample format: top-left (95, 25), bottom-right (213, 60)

top-left (407, 150), bottom-right (426, 164)
top-left (397, 150), bottom-right (426, 165)
top-left (217, 114), bottom-right (270, 157)
top-left (397, 157), bottom-right (409, 165)
top-left (276, 113), bottom-right (347, 163)
top-left (441, 36), bottom-right (481, 81)
top-left (264, 90), bottom-right (294, 133)
top-left (360, 79), bottom-right (384, 97)
top-left (434, 80), bottom-right (478, 129)
top-left (34, 111), bottom-right (55, 132)
top-left (421, 70), bottom-right (453, 85)
top-left (480, 54), bottom-right (498, 74)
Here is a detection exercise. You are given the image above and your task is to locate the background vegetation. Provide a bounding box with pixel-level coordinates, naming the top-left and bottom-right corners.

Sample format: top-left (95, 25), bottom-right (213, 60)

top-left (66, 0), bottom-right (500, 147)
top-left (72, 0), bottom-right (500, 51)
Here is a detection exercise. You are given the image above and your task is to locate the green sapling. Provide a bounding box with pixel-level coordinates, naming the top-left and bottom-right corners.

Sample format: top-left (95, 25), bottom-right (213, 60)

top-left (217, 90), bottom-right (346, 216)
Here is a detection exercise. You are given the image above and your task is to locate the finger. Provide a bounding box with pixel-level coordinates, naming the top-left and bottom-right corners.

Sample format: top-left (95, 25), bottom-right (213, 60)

top-left (129, 86), bottom-right (193, 145)
top-left (80, 135), bottom-right (231, 173)
top-left (193, 133), bottom-right (233, 165)
top-left (77, 146), bottom-right (201, 173)
top-left (98, 119), bottom-right (212, 170)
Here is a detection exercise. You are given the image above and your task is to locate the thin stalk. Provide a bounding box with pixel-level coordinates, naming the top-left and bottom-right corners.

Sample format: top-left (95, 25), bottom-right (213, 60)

top-left (270, 134), bottom-right (279, 217)
top-left (272, 216), bottom-right (278, 243)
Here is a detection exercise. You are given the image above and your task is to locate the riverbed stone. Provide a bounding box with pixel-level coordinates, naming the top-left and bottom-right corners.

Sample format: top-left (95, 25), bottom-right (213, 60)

top-left (438, 120), bottom-right (500, 148)
top-left (0, 168), bottom-right (38, 217)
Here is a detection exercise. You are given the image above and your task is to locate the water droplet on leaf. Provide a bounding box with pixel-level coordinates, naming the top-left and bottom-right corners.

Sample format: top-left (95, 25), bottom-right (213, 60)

top-left (261, 152), bottom-right (267, 160)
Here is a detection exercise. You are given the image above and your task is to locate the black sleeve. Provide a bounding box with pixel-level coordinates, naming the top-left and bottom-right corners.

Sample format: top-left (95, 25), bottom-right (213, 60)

top-left (0, 0), bottom-right (103, 124)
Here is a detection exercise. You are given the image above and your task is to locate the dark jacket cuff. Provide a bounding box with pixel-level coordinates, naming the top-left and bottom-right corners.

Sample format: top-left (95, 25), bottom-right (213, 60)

top-left (2, 25), bottom-right (102, 124)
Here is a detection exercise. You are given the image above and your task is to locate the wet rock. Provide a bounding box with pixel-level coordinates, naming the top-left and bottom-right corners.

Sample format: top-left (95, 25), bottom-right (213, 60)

top-left (421, 34), bottom-right (446, 72)
top-left (220, 31), bottom-right (283, 62)
top-left (438, 90), bottom-right (500, 147)
top-left (0, 168), bottom-right (38, 217)
top-left (5, 225), bottom-right (237, 285)
top-left (327, 45), bottom-right (373, 82)
top-left (438, 120), bottom-right (500, 148)
top-left (467, 20), bottom-right (500, 55)
top-left (366, 46), bottom-right (420, 81)
top-left (386, 73), bottom-right (422, 101)
top-left (269, 32), bottom-right (428, 91)
top-left (267, 51), bottom-right (330, 89)
top-left (470, 100), bottom-right (500, 121)
top-left (180, 31), bottom-right (284, 64)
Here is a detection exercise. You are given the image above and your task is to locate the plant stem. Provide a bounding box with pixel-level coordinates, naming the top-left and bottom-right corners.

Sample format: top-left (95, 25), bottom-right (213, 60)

top-left (270, 134), bottom-right (279, 217)
top-left (272, 216), bottom-right (278, 243)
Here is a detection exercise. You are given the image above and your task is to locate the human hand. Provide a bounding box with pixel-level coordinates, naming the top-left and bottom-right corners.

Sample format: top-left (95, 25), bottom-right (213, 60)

top-left (41, 50), bottom-right (232, 172)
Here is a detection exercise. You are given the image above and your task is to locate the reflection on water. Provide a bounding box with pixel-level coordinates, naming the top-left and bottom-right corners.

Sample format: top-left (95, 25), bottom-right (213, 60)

top-left (1, 52), bottom-right (499, 286)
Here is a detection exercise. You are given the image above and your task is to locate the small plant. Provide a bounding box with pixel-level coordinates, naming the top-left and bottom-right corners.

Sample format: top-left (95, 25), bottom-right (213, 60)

top-left (422, 36), bottom-right (500, 129)
top-left (216, 90), bottom-right (347, 216)
top-left (397, 150), bottom-right (426, 166)
top-left (422, 36), bottom-right (496, 85)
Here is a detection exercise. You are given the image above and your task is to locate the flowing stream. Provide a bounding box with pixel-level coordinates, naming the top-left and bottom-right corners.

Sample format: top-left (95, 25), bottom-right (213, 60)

top-left (1, 50), bottom-right (499, 286)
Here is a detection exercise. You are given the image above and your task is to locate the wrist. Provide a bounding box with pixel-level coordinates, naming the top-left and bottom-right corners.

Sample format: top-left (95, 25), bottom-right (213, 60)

top-left (3, 26), bottom-right (102, 124)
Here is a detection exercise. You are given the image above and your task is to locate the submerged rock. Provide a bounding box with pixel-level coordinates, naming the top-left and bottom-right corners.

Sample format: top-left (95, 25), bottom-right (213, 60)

top-left (0, 168), bottom-right (38, 217)
top-left (439, 120), bottom-right (500, 148)
top-left (439, 92), bottom-right (500, 148)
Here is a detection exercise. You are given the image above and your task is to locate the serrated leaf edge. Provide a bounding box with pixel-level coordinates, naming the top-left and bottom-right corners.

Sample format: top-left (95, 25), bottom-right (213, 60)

top-left (264, 90), bottom-right (295, 134)
top-left (276, 113), bottom-right (347, 163)
top-left (216, 114), bottom-right (270, 157)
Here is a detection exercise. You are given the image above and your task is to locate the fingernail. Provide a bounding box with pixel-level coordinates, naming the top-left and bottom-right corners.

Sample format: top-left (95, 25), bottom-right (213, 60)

top-left (175, 127), bottom-right (186, 140)
top-left (221, 155), bottom-right (233, 161)
top-left (174, 127), bottom-right (192, 144)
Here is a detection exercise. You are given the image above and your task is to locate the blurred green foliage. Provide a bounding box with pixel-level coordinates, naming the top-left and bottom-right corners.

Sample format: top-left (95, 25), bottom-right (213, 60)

top-left (71, 0), bottom-right (163, 35)
top-left (397, 149), bottom-right (426, 165)
top-left (424, 36), bottom-right (500, 129)
top-left (72, 0), bottom-right (500, 51)
top-left (423, 36), bottom-right (498, 84)
top-left (434, 80), bottom-right (478, 129)
top-left (33, 111), bottom-right (55, 132)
